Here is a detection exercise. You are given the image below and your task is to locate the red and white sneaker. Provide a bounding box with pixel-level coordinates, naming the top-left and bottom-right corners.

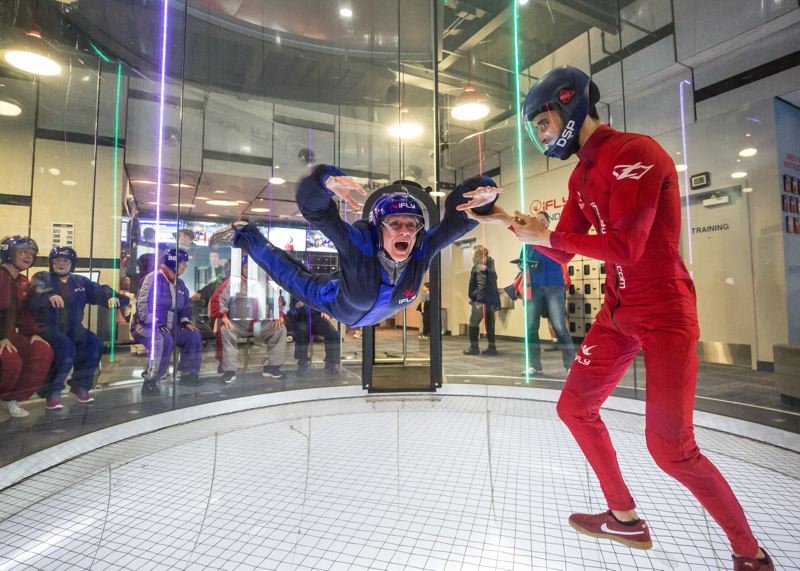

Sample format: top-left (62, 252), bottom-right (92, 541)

top-left (732, 548), bottom-right (775, 571)
top-left (70, 387), bottom-right (95, 403)
top-left (568, 510), bottom-right (653, 550)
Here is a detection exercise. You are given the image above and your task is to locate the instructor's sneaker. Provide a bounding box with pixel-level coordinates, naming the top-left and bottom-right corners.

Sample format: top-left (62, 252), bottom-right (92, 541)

top-left (45, 396), bottom-right (63, 410)
top-left (733, 548), bottom-right (775, 571)
top-left (262, 366), bottom-right (284, 379)
top-left (70, 387), bottom-right (95, 403)
top-left (568, 511), bottom-right (652, 550)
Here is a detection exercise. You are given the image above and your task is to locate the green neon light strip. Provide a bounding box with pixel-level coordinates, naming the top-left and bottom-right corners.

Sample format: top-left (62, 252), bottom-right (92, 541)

top-left (90, 42), bottom-right (111, 63)
top-left (109, 61), bottom-right (122, 361)
top-left (512, 0), bottom-right (531, 381)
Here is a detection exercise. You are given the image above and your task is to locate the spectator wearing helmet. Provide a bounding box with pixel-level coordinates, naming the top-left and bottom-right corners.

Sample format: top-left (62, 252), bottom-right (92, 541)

top-left (131, 248), bottom-right (202, 396)
top-left (0, 236), bottom-right (54, 418)
top-left (208, 254), bottom-right (287, 383)
top-left (29, 247), bottom-right (129, 409)
top-left (229, 164), bottom-right (501, 326)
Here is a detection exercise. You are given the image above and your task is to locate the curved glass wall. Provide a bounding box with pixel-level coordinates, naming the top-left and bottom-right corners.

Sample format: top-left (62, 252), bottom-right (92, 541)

top-left (1, 0), bottom-right (799, 470)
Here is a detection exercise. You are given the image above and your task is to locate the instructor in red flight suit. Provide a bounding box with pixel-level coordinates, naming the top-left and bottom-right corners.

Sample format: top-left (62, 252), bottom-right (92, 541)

top-left (459, 66), bottom-right (773, 571)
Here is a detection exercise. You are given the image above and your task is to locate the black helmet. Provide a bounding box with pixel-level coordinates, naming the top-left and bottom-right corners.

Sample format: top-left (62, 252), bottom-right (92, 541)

top-left (522, 66), bottom-right (598, 160)
top-left (49, 246), bottom-right (78, 273)
top-left (0, 235), bottom-right (39, 265)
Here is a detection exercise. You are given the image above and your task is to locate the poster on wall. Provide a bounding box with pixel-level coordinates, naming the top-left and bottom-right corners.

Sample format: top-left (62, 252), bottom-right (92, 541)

top-left (51, 222), bottom-right (74, 248)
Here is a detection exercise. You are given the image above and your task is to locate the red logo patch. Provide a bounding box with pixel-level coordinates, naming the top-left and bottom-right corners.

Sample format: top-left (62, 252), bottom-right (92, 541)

top-left (403, 288), bottom-right (415, 298)
top-left (558, 89), bottom-right (575, 104)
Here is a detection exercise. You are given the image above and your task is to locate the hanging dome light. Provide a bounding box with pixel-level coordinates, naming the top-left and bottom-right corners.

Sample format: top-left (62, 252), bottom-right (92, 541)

top-left (389, 106), bottom-right (423, 138)
top-left (3, 31), bottom-right (62, 76)
top-left (0, 98), bottom-right (22, 117)
top-left (451, 84), bottom-right (489, 121)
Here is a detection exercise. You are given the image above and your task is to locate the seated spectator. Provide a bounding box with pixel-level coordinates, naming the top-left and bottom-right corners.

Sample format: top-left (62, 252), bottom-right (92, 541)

top-left (29, 247), bottom-right (129, 409)
top-left (0, 236), bottom-right (54, 418)
top-left (209, 254), bottom-right (286, 383)
top-left (131, 248), bottom-right (202, 396)
top-left (285, 297), bottom-right (341, 373)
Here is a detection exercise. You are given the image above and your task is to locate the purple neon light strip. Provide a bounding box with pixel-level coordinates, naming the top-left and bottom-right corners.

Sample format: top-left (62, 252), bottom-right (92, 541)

top-left (149, 0), bottom-right (170, 362)
top-left (679, 79), bottom-right (694, 271)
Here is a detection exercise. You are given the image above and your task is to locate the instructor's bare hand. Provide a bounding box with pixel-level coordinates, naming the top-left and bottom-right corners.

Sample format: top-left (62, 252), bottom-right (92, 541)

top-left (464, 204), bottom-right (515, 226)
top-left (456, 186), bottom-right (504, 211)
top-left (509, 211), bottom-right (552, 246)
top-left (325, 176), bottom-right (368, 210)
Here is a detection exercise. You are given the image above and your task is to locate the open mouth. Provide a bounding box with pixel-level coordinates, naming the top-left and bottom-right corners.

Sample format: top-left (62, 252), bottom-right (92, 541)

top-left (394, 240), bottom-right (410, 253)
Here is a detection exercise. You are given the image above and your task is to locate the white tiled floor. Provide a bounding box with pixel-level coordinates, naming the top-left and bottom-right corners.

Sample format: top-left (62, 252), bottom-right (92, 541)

top-left (0, 395), bottom-right (797, 570)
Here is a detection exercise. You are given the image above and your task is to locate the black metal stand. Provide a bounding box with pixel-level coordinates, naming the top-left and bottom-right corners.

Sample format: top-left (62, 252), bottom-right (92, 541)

top-left (361, 185), bottom-right (442, 393)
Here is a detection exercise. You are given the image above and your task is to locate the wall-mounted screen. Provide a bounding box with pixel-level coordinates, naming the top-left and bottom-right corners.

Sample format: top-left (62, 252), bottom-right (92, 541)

top-left (306, 229), bottom-right (336, 253)
top-left (267, 226), bottom-right (307, 252)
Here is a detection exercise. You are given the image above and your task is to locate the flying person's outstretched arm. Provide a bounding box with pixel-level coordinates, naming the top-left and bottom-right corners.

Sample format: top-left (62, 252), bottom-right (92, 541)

top-left (296, 164), bottom-right (372, 253)
top-left (422, 175), bottom-right (501, 256)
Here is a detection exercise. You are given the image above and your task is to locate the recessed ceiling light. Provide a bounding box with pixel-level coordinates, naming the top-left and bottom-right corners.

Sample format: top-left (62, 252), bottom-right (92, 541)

top-left (132, 180), bottom-right (155, 185)
top-left (240, 145), bottom-right (251, 154)
top-left (168, 182), bottom-right (195, 188)
top-left (388, 122), bottom-right (423, 138)
top-left (47, 167), bottom-right (60, 175)
top-left (213, 190), bottom-right (227, 194)
top-left (738, 147), bottom-right (757, 157)
top-left (519, 0), bottom-right (529, 5)
top-left (675, 164), bottom-right (687, 172)
top-left (745, 133), bottom-right (751, 137)
top-left (207, 199), bottom-right (239, 206)
top-left (250, 208), bottom-right (270, 213)
top-left (0, 99), bottom-right (22, 117)
top-left (742, 186), bottom-right (753, 193)
top-left (339, 7), bottom-right (353, 18)
top-left (731, 171), bottom-right (747, 179)
top-left (4, 50), bottom-right (61, 76)
top-left (430, 191), bottom-right (446, 197)
top-left (207, 213), bottom-right (220, 217)
top-left (269, 177), bottom-right (286, 185)
top-left (62, 180), bottom-right (77, 186)
top-left (195, 196), bottom-right (209, 201)
top-left (171, 203), bottom-right (194, 208)
top-left (81, 75), bottom-right (91, 82)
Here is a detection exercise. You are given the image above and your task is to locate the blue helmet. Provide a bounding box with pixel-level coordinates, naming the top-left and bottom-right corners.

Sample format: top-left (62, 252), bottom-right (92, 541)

top-left (522, 66), bottom-right (596, 160)
top-left (0, 235), bottom-right (39, 265)
top-left (162, 248), bottom-right (189, 272)
top-left (49, 246), bottom-right (78, 273)
top-left (369, 187), bottom-right (426, 252)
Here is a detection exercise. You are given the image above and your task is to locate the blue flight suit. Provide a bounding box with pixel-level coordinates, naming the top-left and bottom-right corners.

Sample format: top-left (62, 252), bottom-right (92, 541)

top-left (234, 165), bottom-right (497, 327)
top-left (29, 272), bottom-right (129, 396)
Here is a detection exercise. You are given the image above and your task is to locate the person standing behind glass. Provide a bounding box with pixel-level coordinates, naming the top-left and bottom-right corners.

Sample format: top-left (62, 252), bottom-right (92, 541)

top-left (417, 282), bottom-right (431, 340)
top-left (519, 211), bottom-right (576, 375)
top-left (463, 246), bottom-right (500, 356)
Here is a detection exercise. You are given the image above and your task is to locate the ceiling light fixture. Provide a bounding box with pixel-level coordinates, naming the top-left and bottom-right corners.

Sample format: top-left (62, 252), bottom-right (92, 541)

top-left (47, 167), bottom-right (60, 176)
top-left (61, 180), bottom-right (77, 186)
top-left (451, 54), bottom-right (489, 122)
top-left (430, 190), bottom-right (446, 197)
top-left (0, 99), bottom-right (22, 117)
top-left (738, 147), bottom-right (757, 157)
top-left (207, 199), bottom-right (239, 206)
top-left (731, 171), bottom-right (747, 179)
top-left (269, 177), bottom-right (286, 185)
top-left (213, 189), bottom-right (227, 194)
top-left (388, 122), bottom-right (423, 138)
top-left (339, 7), bottom-right (353, 18)
top-left (250, 208), bottom-right (270, 213)
top-left (3, 32), bottom-right (62, 76)
top-left (519, 0), bottom-right (529, 5)
top-left (675, 164), bottom-right (687, 172)
top-left (206, 213), bottom-right (220, 217)
top-left (451, 84), bottom-right (489, 121)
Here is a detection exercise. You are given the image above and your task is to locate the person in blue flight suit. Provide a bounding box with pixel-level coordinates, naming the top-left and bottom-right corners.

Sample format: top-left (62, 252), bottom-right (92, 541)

top-left (29, 247), bottom-right (129, 408)
top-left (229, 164), bottom-right (501, 327)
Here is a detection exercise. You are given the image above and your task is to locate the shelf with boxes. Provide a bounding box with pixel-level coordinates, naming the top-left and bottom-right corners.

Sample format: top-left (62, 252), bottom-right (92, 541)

top-left (566, 256), bottom-right (606, 338)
